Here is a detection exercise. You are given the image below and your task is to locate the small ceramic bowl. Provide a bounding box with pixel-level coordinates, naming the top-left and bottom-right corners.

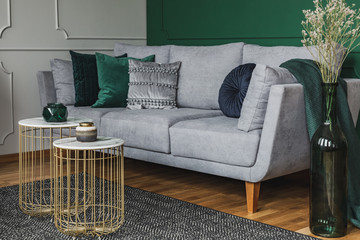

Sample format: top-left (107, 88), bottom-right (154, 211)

top-left (76, 122), bottom-right (97, 142)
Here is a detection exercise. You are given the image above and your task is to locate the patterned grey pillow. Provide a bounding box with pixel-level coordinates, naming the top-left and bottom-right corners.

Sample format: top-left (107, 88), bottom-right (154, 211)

top-left (50, 59), bottom-right (75, 105)
top-left (127, 59), bottom-right (181, 109)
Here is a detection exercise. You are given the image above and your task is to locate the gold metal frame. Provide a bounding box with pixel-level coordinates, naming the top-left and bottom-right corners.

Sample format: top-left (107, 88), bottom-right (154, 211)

top-left (53, 144), bottom-right (124, 237)
top-left (18, 124), bottom-right (75, 216)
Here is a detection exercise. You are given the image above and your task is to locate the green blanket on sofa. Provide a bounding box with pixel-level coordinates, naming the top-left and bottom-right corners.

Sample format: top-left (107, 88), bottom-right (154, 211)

top-left (280, 59), bottom-right (360, 228)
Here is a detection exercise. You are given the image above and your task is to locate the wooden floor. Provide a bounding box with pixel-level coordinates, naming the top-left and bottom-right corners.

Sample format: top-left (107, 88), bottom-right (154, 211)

top-left (1, 153), bottom-right (359, 239)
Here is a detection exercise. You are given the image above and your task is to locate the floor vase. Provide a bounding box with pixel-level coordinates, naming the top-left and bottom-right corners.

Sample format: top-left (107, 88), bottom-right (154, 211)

top-left (310, 82), bottom-right (348, 238)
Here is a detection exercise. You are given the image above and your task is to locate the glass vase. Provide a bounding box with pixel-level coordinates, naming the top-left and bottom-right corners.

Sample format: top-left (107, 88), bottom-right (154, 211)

top-left (310, 82), bottom-right (348, 237)
top-left (42, 103), bottom-right (68, 122)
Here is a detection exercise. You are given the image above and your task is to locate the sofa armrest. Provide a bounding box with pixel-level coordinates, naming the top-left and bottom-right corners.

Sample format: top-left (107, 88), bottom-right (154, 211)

top-left (249, 83), bottom-right (310, 182)
top-left (249, 79), bottom-right (360, 182)
top-left (37, 71), bottom-right (56, 108)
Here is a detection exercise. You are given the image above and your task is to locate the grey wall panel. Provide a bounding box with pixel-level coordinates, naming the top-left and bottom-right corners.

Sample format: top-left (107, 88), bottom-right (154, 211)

top-left (0, 0), bottom-right (146, 154)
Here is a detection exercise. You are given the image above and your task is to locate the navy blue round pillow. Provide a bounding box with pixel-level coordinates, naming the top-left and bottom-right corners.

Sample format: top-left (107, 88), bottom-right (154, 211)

top-left (218, 63), bottom-right (256, 118)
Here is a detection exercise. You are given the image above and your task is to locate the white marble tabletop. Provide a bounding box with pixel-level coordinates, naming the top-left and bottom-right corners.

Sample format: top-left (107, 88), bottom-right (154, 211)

top-left (18, 117), bottom-right (92, 128)
top-left (53, 137), bottom-right (124, 150)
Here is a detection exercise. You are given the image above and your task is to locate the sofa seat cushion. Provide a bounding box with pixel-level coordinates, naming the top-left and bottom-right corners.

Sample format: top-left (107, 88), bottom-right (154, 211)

top-left (67, 106), bottom-right (125, 128)
top-left (170, 116), bottom-right (261, 167)
top-left (100, 108), bottom-right (223, 154)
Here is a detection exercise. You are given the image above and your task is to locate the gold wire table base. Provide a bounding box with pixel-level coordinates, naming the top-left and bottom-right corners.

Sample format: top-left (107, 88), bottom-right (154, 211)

top-left (53, 137), bottom-right (125, 237)
top-left (18, 118), bottom-right (79, 216)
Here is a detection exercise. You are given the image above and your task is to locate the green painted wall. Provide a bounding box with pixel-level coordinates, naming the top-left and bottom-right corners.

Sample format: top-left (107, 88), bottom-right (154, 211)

top-left (147, 0), bottom-right (360, 78)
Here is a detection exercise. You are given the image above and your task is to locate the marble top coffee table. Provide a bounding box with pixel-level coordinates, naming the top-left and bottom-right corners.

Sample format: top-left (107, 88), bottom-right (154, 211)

top-left (18, 117), bottom-right (91, 216)
top-left (52, 137), bottom-right (125, 237)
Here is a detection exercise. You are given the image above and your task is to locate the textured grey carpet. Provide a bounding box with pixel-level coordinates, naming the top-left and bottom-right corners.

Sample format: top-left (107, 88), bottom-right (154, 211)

top-left (0, 183), bottom-right (319, 240)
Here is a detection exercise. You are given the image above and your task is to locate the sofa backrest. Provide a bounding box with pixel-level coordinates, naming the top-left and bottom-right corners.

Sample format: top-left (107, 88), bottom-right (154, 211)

top-left (114, 42), bottom-right (245, 110)
top-left (114, 43), bottom-right (171, 63)
top-left (169, 42), bottom-right (245, 110)
top-left (242, 44), bottom-right (313, 67)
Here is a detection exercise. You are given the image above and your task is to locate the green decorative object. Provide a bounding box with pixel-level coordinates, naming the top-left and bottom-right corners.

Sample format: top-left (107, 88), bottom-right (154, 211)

top-left (70, 51), bottom-right (128, 107)
top-left (42, 103), bottom-right (68, 122)
top-left (70, 50), bottom-right (100, 107)
top-left (92, 53), bottom-right (155, 108)
top-left (310, 83), bottom-right (348, 238)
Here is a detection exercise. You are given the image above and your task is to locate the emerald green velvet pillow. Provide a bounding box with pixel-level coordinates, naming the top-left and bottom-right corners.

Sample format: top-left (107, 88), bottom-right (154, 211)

top-left (92, 53), bottom-right (155, 108)
top-left (70, 50), bottom-right (127, 106)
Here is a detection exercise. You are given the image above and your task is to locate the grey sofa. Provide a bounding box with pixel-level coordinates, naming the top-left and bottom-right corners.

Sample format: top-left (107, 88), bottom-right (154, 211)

top-left (37, 42), bottom-right (360, 213)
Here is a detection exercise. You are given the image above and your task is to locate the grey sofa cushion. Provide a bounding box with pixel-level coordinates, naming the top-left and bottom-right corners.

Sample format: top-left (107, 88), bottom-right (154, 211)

top-left (127, 59), bottom-right (181, 109)
top-left (50, 59), bottom-right (75, 106)
top-left (242, 44), bottom-right (313, 67)
top-left (170, 116), bottom-right (261, 167)
top-left (243, 44), bottom-right (345, 76)
top-left (67, 106), bottom-right (125, 128)
top-left (37, 71), bottom-right (57, 108)
top-left (169, 42), bottom-right (245, 110)
top-left (237, 64), bottom-right (297, 132)
top-left (100, 108), bottom-right (223, 153)
top-left (114, 43), bottom-right (171, 64)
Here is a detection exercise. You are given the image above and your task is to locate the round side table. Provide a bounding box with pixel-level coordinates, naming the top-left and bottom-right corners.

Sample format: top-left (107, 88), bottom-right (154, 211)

top-left (53, 137), bottom-right (125, 237)
top-left (18, 117), bottom-right (91, 216)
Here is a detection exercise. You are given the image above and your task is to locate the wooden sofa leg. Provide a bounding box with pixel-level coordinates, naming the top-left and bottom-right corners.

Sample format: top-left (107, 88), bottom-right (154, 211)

top-left (245, 181), bottom-right (261, 213)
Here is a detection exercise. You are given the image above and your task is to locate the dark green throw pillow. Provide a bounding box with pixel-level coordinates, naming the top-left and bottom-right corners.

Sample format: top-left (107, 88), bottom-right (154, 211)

top-left (70, 50), bottom-right (127, 106)
top-left (92, 53), bottom-right (155, 108)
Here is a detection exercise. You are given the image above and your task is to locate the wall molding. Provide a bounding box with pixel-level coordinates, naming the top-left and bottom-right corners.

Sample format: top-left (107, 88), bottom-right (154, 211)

top-left (0, 0), bottom-right (12, 38)
top-left (0, 62), bottom-right (14, 145)
top-left (55, 0), bottom-right (146, 40)
top-left (0, 47), bottom-right (115, 51)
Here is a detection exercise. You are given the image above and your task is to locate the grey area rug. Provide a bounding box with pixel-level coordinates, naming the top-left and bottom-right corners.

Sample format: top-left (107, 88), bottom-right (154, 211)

top-left (0, 183), bottom-right (319, 240)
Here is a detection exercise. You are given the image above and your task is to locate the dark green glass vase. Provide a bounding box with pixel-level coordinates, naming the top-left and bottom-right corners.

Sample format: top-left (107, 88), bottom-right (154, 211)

top-left (42, 103), bottom-right (68, 122)
top-left (310, 82), bottom-right (348, 238)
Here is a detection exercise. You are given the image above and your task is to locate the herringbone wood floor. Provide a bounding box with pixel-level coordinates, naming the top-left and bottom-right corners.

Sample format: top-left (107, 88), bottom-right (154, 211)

top-left (1, 153), bottom-right (359, 239)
